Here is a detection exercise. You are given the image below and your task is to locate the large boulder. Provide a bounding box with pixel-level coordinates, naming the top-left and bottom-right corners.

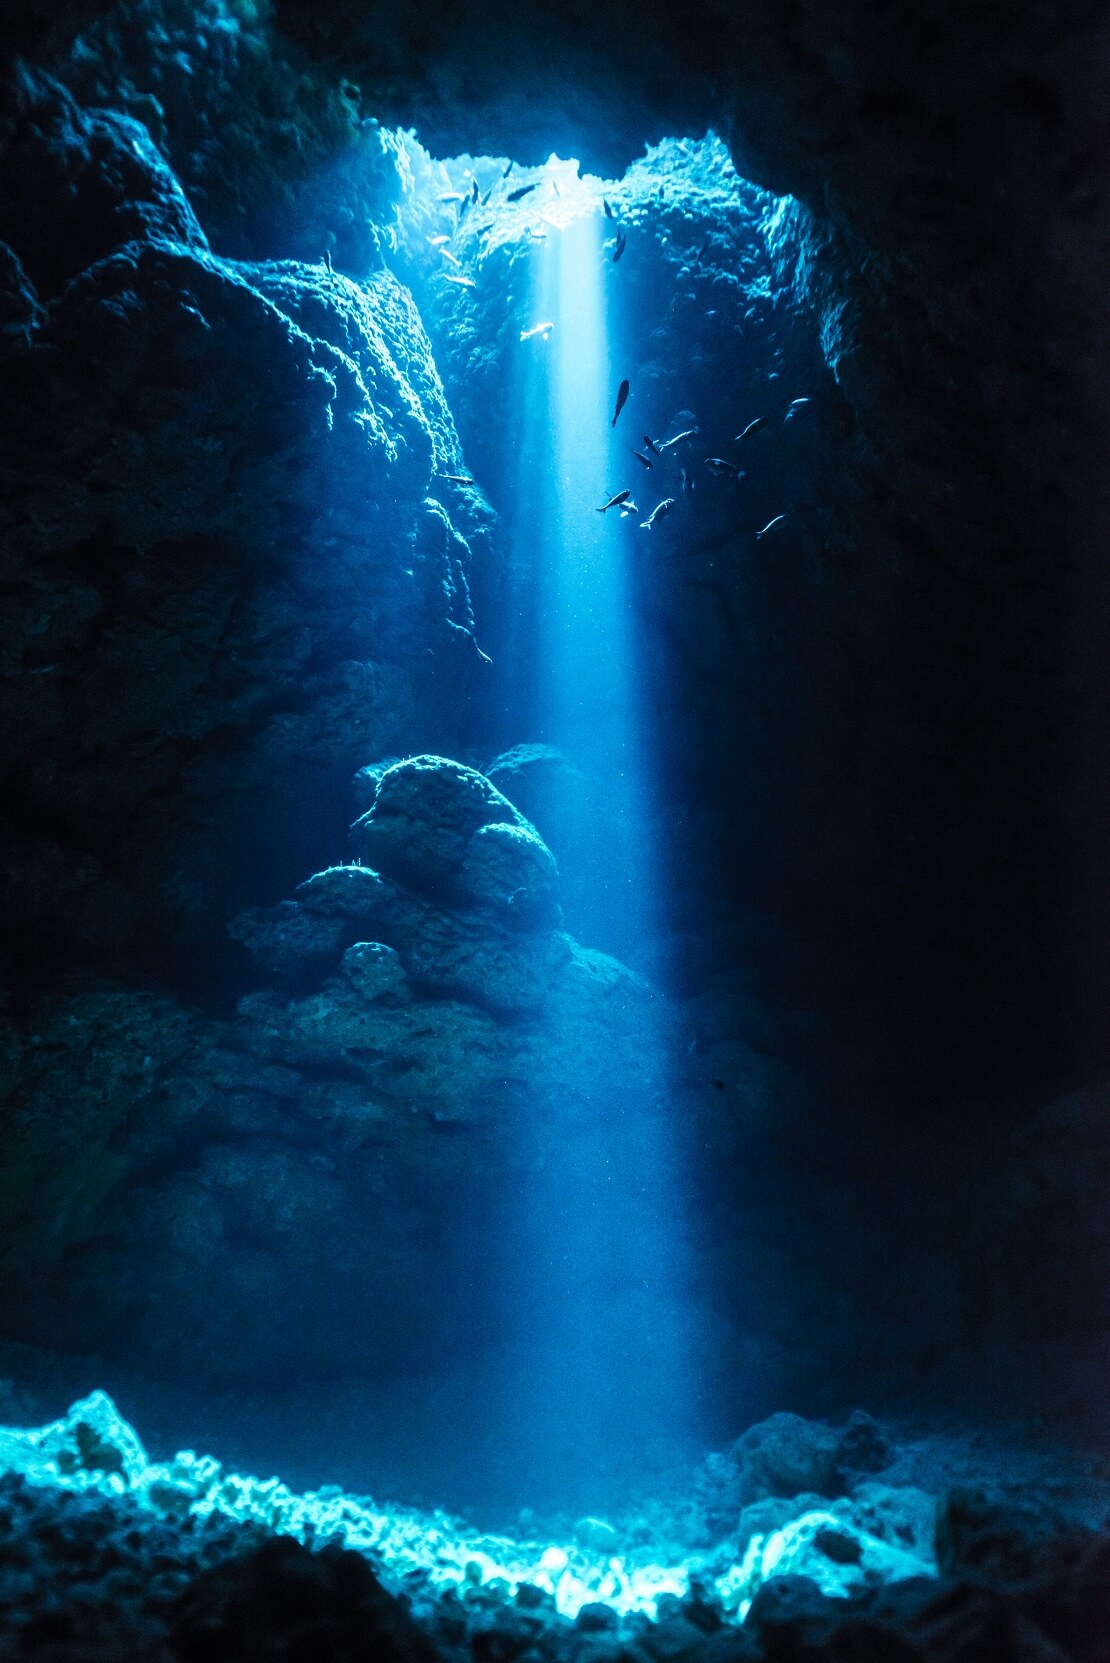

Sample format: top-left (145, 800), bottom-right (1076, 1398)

top-left (351, 756), bottom-right (557, 918)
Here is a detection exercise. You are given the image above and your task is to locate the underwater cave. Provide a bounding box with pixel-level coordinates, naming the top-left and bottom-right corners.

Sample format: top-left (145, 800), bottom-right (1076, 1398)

top-left (2, 0), bottom-right (1110, 1657)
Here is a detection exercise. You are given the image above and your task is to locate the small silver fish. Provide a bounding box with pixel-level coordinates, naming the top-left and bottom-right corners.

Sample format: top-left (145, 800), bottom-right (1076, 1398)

top-left (438, 191), bottom-right (464, 203)
top-left (660, 427), bottom-right (699, 451)
top-left (641, 497), bottom-right (675, 530)
top-left (784, 398), bottom-right (812, 422)
top-left (705, 456), bottom-right (743, 477)
top-left (427, 234), bottom-right (450, 247)
top-left (520, 321), bottom-right (554, 342)
top-left (756, 514), bottom-right (788, 538)
top-left (439, 473), bottom-right (475, 485)
top-left (440, 247), bottom-right (462, 268)
top-left (442, 274), bottom-right (477, 289)
top-left (681, 467), bottom-right (696, 495)
top-left (597, 490), bottom-right (632, 513)
top-left (618, 500), bottom-right (639, 516)
top-left (734, 416), bottom-right (768, 443)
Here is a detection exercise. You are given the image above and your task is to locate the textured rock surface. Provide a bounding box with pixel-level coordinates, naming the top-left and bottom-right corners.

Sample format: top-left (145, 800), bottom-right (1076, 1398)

top-left (0, 66), bottom-right (492, 996)
top-left (1, 1395), bottom-right (1110, 1663)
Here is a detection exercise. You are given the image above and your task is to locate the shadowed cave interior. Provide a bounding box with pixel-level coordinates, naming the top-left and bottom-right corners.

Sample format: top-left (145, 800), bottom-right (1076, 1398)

top-left (2, 1), bottom-right (1110, 1658)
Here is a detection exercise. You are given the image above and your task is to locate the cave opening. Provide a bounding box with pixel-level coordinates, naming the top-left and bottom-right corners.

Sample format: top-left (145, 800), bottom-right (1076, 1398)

top-left (3, 1), bottom-right (1110, 1655)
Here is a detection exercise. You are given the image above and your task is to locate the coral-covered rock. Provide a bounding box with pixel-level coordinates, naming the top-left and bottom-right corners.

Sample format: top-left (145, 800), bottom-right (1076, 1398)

top-left (458, 818), bottom-right (561, 926)
top-left (351, 755), bottom-right (537, 892)
top-left (341, 939), bottom-right (410, 1003)
top-left (731, 1414), bottom-right (843, 1505)
top-left (228, 901), bottom-right (354, 983)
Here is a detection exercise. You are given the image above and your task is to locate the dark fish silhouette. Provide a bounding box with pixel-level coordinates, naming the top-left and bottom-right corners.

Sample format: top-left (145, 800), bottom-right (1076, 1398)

top-left (597, 490), bottom-right (632, 513)
top-left (611, 379), bottom-right (630, 427)
top-left (630, 448), bottom-right (653, 469)
top-left (641, 498), bottom-right (675, 530)
top-left (603, 199), bottom-right (615, 219)
top-left (507, 183), bottom-right (538, 203)
top-left (659, 427), bottom-right (698, 451)
top-left (734, 416), bottom-right (768, 444)
top-left (756, 514), bottom-right (788, 538)
top-left (693, 239), bottom-right (709, 263)
top-left (503, 161), bottom-right (514, 179)
top-left (644, 435), bottom-right (663, 457)
top-left (613, 228), bottom-right (627, 263)
top-left (705, 457), bottom-right (743, 478)
top-left (471, 179), bottom-right (479, 202)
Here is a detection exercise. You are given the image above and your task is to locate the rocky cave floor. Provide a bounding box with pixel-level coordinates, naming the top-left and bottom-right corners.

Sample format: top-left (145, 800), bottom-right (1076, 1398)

top-left (2, 1387), bottom-right (1110, 1662)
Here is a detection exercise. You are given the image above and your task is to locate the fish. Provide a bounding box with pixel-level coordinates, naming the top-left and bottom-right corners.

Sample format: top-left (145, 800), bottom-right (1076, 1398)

top-left (734, 416), bottom-right (768, 444)
top-left (613, 228), bottom-right (627, 263)
top-left (503, 161), bottom-right (514, 179)
top-left (603, 199), bottom-right (615, 219)
top-left (427, 234), bottom-right (450, 247)
top-left (439, 473), bottom-right (475, 485)
top-left (519, 321), bottom-right (554, 342)
top-left (705, 456), bottom-right (743, 477)
top-left (630, 448), bottom-right (653, 469)
top-left (442, 274), bottom-right (477, 289)
top-left (471, 179), bottom-right (480, 202)
top-left (440, 247), bottom-right (462, 268)
top-left (644, 435), bottom-right (663, 457)
top-left (507, 182), bottom-right (538, 202)
top-left (693, 239), bottom-right (709, 263)
top-left (438, 191), bottom-right (464, 203)
top-left (640, 497), bottom-right (675, 530)
top-left (527, 227), bottom-right (548, 241)
top-left (659, 427), bottom-right (699, 451)
top-left (756, 514), bottom-right (788, 538)
top-left (618, 500), bottom-right (639, 516)
top-left (481, 187), bottom-right (492, 206)
top-left (552, 179), bottom-right (562, 198)
top-left (784, 397), bottom-right (813, 421)
top-left (611, 379), bottom-right (630, 428)
top-left (597, 490), bottom-right (632, 513)
top-left (681, 467), bottom-right (696, 495)
top-left (323, 248), bottom-right (333, 272)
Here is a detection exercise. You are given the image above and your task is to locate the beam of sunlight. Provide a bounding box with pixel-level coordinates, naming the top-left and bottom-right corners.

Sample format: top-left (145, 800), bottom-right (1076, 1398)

top-left (491, 203), bottom-right (703, 1506)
